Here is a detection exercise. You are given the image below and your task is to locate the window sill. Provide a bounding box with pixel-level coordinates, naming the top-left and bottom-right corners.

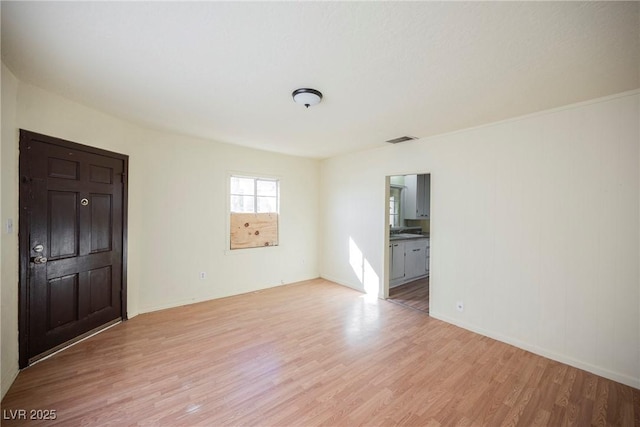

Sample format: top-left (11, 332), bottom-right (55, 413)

top-left (224, 245), bottom-right (281, 256)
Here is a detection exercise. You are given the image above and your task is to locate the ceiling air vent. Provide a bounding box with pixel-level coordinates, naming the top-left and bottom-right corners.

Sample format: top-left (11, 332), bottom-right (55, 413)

top-left (386, 136), bottom-right (417, 144)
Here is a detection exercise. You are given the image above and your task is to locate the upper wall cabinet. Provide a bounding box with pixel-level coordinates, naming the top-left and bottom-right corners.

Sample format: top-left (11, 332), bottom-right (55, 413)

top-left (404, 174), bottom-right (430, 220)
top-left (417, 174), bottom-right (430, 219)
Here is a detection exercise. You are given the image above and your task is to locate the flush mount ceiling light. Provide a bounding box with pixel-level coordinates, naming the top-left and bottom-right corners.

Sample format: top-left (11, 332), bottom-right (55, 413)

top-left (292, 88), bottom-right (323, 108)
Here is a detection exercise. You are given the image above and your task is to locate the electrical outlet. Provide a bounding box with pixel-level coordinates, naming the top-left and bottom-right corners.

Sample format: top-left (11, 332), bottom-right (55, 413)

top-left (199, 272), bottom-right (206, 280)
top-left (456, 301), bottom-right (464, 312)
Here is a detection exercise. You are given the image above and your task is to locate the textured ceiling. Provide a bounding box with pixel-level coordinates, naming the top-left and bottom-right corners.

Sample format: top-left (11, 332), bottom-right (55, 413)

top-left (2, 2), bottom-right (638, 159)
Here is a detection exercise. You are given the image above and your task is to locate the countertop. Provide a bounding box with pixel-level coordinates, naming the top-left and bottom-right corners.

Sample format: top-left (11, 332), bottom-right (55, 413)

top-left (389, 233), bottom-right (429, 242)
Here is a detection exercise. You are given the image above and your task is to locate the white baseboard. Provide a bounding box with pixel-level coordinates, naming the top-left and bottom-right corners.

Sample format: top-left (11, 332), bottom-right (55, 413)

top-left (138, 276), bottom-right (321, 314)
top-left (430, 310), bottom-right (640, 390)
top-left (319, 274), bottom-right (365, 293)
top-left (1, 367), bottom-right (19, 400)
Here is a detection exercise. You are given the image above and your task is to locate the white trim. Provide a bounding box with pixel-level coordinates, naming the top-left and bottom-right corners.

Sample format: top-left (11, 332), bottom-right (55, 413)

top-left (419, 89), bottom-right (640, 143)
top-left (320, 274), bottom-right (365, 294)
top-left (430, 311), bottom-right (640, 390)
top-left (139, 294), bottom-right (233, 314)
top-left (327, 230), bottom-right (639, 388)
top-left (139, 276), bottom-right (320, 314)
top-left (1, 369), bottom-right (19, 401)
top-left (225, 170), bottom-right (282, 254)
top-left (223, 244), bottom-right (282, 256)
top-left (363, 89), bottom-right (640, 167)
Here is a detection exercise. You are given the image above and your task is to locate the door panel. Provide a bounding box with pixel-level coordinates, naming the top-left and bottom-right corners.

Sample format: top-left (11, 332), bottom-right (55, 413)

top-left (48, 274), bottom-right (79, 330)
top-left (89, 266), bottom-right (112, 312)
top-left (48, 157), bottom-right (79, 180)
top-left (19, 130), bottom-right (127, 366)
top-left (49, 191), bottom-right (79, 259)
top-left (90, 194), bottom-right (112, 252)
top-left (89, 164), bottom-right (113, 184)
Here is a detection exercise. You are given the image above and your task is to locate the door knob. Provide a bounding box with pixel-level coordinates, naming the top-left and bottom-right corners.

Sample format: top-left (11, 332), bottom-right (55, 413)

top-left (31, 256), bottom-right (47, 264)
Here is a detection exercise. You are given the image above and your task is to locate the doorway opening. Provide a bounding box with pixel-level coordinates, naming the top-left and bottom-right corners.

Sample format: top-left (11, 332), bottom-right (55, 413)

top-left (385, 173), bottom-right (430, 314)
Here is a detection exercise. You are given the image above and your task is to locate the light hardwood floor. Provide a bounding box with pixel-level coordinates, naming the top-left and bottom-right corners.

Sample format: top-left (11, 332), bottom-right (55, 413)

top-left (388, 278), bottom-right (429, 313)
top-left (2, 279), bottom-right (639, 426)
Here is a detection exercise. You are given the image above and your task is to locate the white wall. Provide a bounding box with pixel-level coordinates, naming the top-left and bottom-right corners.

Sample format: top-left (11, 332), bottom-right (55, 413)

top-left (1, 64), bottom-right (20, 399)
top-left (1, 71), bottom-right (320, 397)
top-left (320, 91), bottom-right (640, 388)
top-left (2, 69), bottom-right (638, 398)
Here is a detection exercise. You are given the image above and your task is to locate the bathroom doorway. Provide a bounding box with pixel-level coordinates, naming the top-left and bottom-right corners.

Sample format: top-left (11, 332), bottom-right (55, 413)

top-left (385, 173), bottom-right (430, 314)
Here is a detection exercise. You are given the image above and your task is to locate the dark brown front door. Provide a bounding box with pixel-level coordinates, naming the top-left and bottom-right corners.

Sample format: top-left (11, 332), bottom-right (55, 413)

top-left (19, 130), bottom-right (128, 367)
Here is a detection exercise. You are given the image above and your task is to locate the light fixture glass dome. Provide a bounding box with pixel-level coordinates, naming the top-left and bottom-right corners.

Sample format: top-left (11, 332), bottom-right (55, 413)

top-left (292, 88), bottom-right (322, 108)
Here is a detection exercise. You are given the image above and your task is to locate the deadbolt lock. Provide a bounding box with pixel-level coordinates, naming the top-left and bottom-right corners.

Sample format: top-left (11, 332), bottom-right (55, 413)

top-left (81, 198), bottom-right (89, 206)
top-left (33, 244), bottom-right (44, 253)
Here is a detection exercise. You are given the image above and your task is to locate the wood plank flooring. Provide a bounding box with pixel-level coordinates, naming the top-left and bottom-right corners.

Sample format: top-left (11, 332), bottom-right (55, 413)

top-left (388, 278), bottom-right (429, 313)
top-left (2, 279), bottom-right (638, 426)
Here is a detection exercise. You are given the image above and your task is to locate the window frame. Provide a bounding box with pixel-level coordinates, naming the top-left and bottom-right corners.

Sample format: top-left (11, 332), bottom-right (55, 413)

top-left (226, 172), bottom-right (281, 254)
top-left (389, 185), bottom-right (403, 228)
top-left (230, 176), bottom-right (279, 214)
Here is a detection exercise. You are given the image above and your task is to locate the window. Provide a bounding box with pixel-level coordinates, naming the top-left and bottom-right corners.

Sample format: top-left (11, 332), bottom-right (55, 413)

top-left (229, 175), bottom-right (279, 249)
top-left (389, 186), bottom-right (402, 228)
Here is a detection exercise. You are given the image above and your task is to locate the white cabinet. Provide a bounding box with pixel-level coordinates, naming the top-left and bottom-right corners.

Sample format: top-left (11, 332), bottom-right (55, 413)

top-left (404, 239), bottom-right (428, 279)
top-left (404, 176), bottom-right (418, 220)
top-left (389, 238), bottom-right (429, 287)
top-left (417, 174), bottom-right (430, 219)
top-left (404, 174), bottom-right (430, 220)
top-left (390, 243), bottom-right (405, 281)
top-left (425, 240), bottom-right (430, 276)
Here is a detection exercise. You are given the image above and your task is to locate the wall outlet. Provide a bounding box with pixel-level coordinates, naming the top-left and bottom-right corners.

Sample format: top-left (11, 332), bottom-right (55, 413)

top-left (456, 301), bottom-right (464, 312)
top-left (199, 272), bottom-right (206, 280)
